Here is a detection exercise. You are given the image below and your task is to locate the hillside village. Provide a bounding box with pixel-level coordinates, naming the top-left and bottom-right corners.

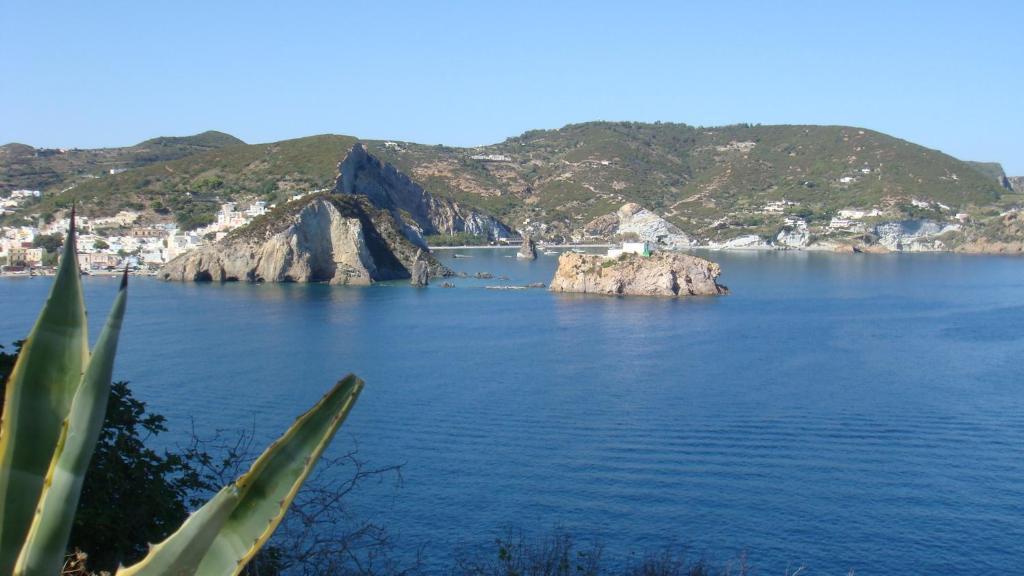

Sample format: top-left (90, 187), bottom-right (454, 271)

top-left (0, 192), bottom-right (319, 273)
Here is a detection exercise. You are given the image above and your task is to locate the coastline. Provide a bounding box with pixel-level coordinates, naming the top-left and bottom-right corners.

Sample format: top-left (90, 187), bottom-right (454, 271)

top-left (0, 270), bottom-right (158, 279)
top-left (431, 243), bottom-right (612, 250)
top-left (4, 243), bottom-right (1020, 281)
top-left (428, 243), bottom-right (1023, 256)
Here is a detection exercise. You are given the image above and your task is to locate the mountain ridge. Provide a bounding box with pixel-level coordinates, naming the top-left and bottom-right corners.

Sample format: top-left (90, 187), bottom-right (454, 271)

top-left (0, 130), bottom-right (245, 197)
top-left (3, 122), bottom-right (1022, 249)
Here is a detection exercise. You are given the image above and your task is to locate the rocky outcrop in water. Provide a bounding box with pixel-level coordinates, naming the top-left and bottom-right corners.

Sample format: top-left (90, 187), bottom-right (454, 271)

top-left (549, 252), bottom-right (727, 297)
top-left (410, 249), bottom-right (429, 286)
top-left (336, 144), bottom-right (513, 244)
top-left (160, 195), bottom-right (448, 284)
top-left (584, 203), bottom-right (693, 249)
top-left (517, 235), bottom-right (537, 259)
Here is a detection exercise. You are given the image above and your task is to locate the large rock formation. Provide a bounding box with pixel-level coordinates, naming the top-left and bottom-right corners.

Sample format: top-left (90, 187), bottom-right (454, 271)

top-left (410, 249), bottom-right (429, 286)
top-left (336, 144), bottom-right (513, 244)
top-left (161, 195), bottom-right (447, 284)
top-left (549, 252), bottom-right (727, 297)
top-left (517, 234), bottom-right (537, 259)
top-left (583, 203), bottom-right (693, 249)
top-left (1008, 176), bottom-right (1024, 193)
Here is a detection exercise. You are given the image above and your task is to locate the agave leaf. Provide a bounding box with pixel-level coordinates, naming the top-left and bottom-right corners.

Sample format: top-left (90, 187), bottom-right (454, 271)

top-left (116, 486), bottom-right (242, 576)
top-left (118, 375), bottom-right (364, 576)
top-left (0, 214), bottom-right (88, 574)
top-left (14, 272), bottom-right (128, 576)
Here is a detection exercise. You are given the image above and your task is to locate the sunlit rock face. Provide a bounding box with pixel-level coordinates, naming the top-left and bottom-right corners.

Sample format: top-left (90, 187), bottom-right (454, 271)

top-left (549, 251), bottom-right (727, 297)
top-left (161, 195), bottom-right (447, 284)
top-left (337, 143), bottom-right (513, 244)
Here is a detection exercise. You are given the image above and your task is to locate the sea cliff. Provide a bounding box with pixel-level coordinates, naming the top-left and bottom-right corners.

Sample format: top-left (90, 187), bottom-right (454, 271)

top-left (337, 143), bottom-right (513, 244)
top-left (160, 194), bottom-right (447, 284)
top-left (549, 252), bottom-right (727, 297)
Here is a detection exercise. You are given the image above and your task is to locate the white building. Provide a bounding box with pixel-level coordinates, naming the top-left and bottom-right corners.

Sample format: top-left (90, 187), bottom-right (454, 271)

top-left (165, 229), bottom-right (204, 261)
top-left (216, 203), bottom-right (246, 230)
top-left (246, 201), bottom-right (268, 217)
top-left (837, 208), bottom-right (882, 220)
top-left (7, 247), bottom-right (45, 266)
top-left (45, 216), bottom-right (92, 234)
top-left (763, 200), bottom-right (797, 213)
top-left (91, 210), bottom-right (141, 228)
top-left (469, 154), bottom-right (512, 162)
top-left (6, 226), bottom-right (37, 244)
top-left (607, 241), bottom-right (652, 259)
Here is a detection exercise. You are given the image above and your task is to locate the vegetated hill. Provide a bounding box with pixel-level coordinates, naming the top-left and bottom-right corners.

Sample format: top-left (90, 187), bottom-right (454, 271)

top-left (35, 134), bottom-right (357, 229)
top-left (0, 130), bottom-right (244, 195)
top-left (964, 160), bottom-right (1009, 185)
top-left (363, 122), bottom-right (1013, 241)
top-left (13, 122), bottom-right (1021, 243)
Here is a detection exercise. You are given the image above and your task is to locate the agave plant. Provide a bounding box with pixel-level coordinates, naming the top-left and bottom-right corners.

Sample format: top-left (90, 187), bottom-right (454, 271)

top-left (0, 213), bottom-right (364, 575)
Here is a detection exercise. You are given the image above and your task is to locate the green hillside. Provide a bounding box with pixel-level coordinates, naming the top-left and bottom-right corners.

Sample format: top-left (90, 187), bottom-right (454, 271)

top-left (0, 130), bottom-right (245, 195)
top-left (135, 130), bottom-right (244, 151)
top-left (364, 122), bottom-right (1010, 240)
top-left (6, 122), bottom-right (1019, 240)
top-left (36, 134), bottom-right (356, 229)
top-left (964, 160), bottom-right (1008, 184)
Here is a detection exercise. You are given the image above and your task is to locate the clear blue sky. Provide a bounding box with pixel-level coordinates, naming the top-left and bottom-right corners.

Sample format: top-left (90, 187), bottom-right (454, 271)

top-left (3, 0), bottom-right (1022, 173)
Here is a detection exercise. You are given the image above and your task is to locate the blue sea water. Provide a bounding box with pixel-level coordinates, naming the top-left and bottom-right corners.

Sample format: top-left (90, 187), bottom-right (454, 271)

top-left (1, 249), bottom-right (1023, 574)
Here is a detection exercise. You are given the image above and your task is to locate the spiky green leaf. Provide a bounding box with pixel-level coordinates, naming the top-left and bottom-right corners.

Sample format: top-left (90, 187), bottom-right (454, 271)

top-left (0, 216), bottom-right (88, 574)
top-left (14, 272), bottom-right (128, 576)
top-left (118, 375), bottom-right (364, 576)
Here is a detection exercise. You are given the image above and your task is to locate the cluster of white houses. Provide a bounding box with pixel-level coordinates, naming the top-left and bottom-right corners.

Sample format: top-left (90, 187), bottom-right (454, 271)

top-left (0, 190), bottom-right (42, 216)
top-left (1, 200), bottom-right (270, 272)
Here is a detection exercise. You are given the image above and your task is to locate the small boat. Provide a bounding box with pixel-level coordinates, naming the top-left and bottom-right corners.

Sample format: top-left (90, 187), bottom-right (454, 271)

top-left (543, 250), bottom-right (558, 255)
top-left (453, 254), bottom-right (473, 259)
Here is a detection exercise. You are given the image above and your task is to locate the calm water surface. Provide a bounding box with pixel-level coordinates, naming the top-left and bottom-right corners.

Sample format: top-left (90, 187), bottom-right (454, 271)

top-left (2, 249), bottom-right (1023, 574)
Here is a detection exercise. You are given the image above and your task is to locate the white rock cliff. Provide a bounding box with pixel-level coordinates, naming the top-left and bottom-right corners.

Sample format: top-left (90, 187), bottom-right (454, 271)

top-left (584, 203), bottom-right (694, 249)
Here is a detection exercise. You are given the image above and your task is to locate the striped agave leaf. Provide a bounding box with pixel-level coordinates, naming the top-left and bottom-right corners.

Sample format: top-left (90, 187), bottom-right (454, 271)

top-left (0, 213), bottom-right (89, 574)
top-left (118, 375), bottom-right (364, 576)
top-left (14, 271), bottom-right (128, 576)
